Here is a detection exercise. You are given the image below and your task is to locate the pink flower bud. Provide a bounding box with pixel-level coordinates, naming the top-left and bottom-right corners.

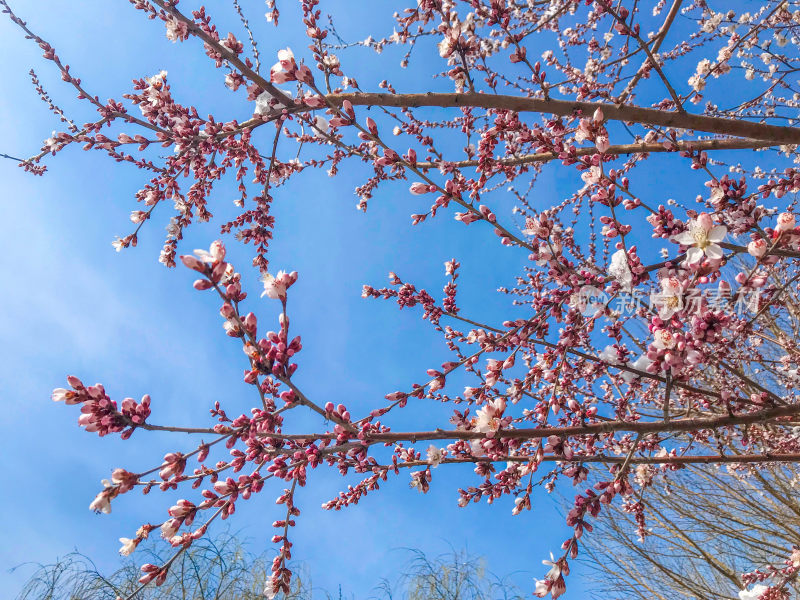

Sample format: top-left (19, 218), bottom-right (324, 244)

top-left (455, 211), bottom-right (481, 225)
top-left (697, 212), bottom-right (713, 231)
top-left (342, 99), bottom-right (355, 119)
top-left (296, 64), bottom-right (314, 84)
top-left (409, 182), bottom-right (429, 195)
top-left (180, 255), bottom-right (206, 272)
top-left (777, 212), bottom-right (796, 232)
top-left (747, 239), bottom-right (767, 258)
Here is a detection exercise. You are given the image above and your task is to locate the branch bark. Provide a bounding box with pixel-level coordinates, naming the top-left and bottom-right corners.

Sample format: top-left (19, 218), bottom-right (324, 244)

top-left (327, 93), bottom-right (800, 144)
top-left (415, 138), bottom-right (775, 170)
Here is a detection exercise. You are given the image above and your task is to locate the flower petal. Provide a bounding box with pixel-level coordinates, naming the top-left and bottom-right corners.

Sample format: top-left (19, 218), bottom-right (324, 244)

top-left (707, 225), bottom-right (727, 243)
top-left (685, 247), bottom-right (703, 264)
top-left (705, 244), bottom-right (723, 260)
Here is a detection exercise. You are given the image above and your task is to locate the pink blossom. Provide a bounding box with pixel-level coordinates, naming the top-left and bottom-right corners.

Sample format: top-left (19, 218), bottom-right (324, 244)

top-left (747, 239), bottom-right (768, 258)
top-left (455, 211), bottom-right (481, 225)
top-left (270, 48), bottom-right (297, 82)
top-left (261, 270), bottom-right (297, 300)
top-left (595, 135), bottom-right (610, 153)
top-left (580, 165), bottom-right (602, 185)
top-left (652, 329), bottom-right (677, 350)
top-left (164, 16), bottom-right (188, 42)
top-left (777, 211), bottom-right (796, 232)
top-left (409, 182), bottom-right (429, 195)
top-left (193, 241), bottom-right (226, 264)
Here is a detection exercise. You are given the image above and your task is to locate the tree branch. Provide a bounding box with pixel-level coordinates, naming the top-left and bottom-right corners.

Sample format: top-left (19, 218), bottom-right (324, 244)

top-left (327, 93), bottom-right (800, 143)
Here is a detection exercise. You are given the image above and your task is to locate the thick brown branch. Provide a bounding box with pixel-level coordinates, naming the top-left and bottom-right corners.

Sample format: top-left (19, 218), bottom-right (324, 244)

top-left (327, 93), bottom-right (800, 144)
top-left (381, 453), bottom-right (800, 467)
top-left (267, 402), bottom-right (800, 444)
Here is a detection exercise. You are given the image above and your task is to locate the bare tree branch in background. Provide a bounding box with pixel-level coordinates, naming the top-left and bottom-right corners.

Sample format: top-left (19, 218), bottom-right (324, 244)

top-left (13, 534), bottom-right (522, 600)
top-left (580, 463), bottom-right (800, 600)
top-left (13, 530), bottom-right (307, 600)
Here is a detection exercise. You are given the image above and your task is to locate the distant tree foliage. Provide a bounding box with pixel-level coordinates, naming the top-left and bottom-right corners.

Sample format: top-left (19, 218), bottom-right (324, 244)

top-left (13, 531), bottom-right (301, 600)
top-left (13, 535), bottom-right (521, 600)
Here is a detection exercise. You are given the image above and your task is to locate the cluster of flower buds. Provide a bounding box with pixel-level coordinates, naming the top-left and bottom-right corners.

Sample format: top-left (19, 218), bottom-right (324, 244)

top-left (534, 552), bottom-right (569, 599)
top-left (264, 487), bottom-right (300, 598)
top-left (52, 377), bottom-right (150, 439)
top-left (260, 328), bottom-right (302, 377)
top-left (159, 499), bottom-right (198, 544)
top-left (180, 240), bottom-right (230, 285)
top-left (138, 562), bottom-right (169, 587)
top-left (270, 47), bottom-right (313, 84)
top-left (573, 108), bottom-right (608, 152)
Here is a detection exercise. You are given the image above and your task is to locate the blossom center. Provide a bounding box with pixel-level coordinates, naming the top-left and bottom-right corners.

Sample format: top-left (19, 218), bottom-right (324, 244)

top-left (691, 226), bottom-right (709, 248)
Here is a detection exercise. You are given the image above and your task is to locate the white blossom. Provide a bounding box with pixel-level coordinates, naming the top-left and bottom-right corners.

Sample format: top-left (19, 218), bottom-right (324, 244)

top-left (426, 445), bottom-right (444, 467)
top-left (608, 249), bottom-right (632, 290)
top-left (738, 585), bottom-right (769, 600)
top-left (673, 213), bottom-right (726, 264)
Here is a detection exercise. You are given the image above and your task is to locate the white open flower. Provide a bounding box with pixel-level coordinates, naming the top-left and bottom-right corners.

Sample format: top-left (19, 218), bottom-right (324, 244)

top-left (44, 130), bottom-right (59, 152)
top-left (89, 495), bottom-right (111, 514)
top-left (312, 115), bottom-right (330, 138)
top-left (748, 239), bottom-right (768, 258)
top-left (277, 47), bottom-right (294, 63)
top-left (738, 585), bottom-right (769, 600)
top-left (255, 89), bottom-right (292, 115)
top-left (426, 445), bottom-right (444, 467)
top-left (542, 552), bottom-right (561, 579)
top-left (580, 165), bottom-right (602, 185)
top-left (651, 277), bottom-right (684, 319)
top-left (777, 211), bottom-right (796, 232)
top-left (261, 272), bottom-right (287, 300)
top-left (263, 581), bottom-right (278, 599)
top-left (622, 355), bottom-right (653, 382)
top-left (673, 213), bottom-right (726, 264)
top-left (608, 249), bottom-right (632, 290)
top-left (118, 537), bottom-right (138, 556)
top-left (472, 399), bottom-right (506, 434)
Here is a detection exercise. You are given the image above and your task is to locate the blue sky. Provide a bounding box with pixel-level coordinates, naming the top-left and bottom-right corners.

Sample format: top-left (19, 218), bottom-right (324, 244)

top-left (1, 1), bottom-right (783, 598)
